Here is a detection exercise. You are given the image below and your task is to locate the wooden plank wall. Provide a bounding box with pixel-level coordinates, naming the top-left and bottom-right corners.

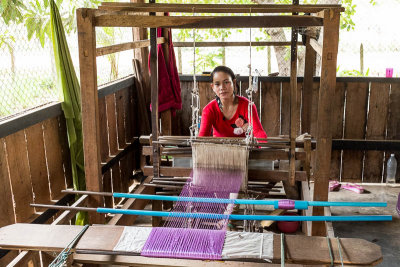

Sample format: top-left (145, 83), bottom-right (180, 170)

top-left (186, 78), bottom-right (400, 182)
top-left (0, 81), bottom-right (139, 265)
top-left (98, 85), bottom-right (139, 208)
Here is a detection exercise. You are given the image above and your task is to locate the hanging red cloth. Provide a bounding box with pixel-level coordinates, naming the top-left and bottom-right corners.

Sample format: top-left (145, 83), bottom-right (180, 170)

top-left (149, 26), bottom-right (182, 115)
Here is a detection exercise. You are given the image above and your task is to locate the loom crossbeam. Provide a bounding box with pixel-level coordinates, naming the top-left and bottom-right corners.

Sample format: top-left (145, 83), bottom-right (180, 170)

top-left (0, 224), bottom-right (383, 266)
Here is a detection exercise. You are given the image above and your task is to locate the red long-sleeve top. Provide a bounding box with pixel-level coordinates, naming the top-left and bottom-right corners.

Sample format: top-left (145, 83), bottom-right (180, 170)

top-left (199, 96), bottom-right (267, 139)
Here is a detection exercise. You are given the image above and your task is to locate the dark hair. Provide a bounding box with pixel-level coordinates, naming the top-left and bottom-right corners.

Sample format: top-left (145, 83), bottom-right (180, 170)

top-left (210, 65), bottom-right (236, 82)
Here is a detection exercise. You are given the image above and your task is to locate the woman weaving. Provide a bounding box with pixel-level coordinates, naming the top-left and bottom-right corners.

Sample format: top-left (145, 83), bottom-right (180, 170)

top-left (199, 65), bottom-right (267, 139)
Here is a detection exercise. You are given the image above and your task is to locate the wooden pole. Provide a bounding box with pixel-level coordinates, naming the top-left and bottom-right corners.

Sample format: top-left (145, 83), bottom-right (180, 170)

top-left (149, 1), bottom-right (160, 179)
top-left (312, 9), bottom-right (340, 236)
top-left (289, 0), bottom-right (299, 187)
top-left (302, 36), bottom-right (317, 134)
top-left (76, 8), bottom-right (105, 224)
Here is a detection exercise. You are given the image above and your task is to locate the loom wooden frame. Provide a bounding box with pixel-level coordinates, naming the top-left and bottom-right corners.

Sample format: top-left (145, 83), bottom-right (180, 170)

top-left (76, 3), bottom-right (342, 263)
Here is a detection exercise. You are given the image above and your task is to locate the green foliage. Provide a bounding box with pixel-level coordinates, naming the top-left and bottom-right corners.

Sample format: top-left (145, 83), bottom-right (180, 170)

top-left (338, 66), bottom-right (370, 77)
top-left (0, 29), bottom-right (15, 52)
top-left (0, 0), bottom-right (26, 24)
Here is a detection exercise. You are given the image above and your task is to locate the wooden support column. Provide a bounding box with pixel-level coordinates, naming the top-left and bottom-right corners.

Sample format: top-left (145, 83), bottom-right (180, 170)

top-left (77, 8), bottom-right (105, 224)
top-left (302, 36), bottom-right (317, 134)
top-left (149, 2), bottom-right (160, 179)
top-left (312, 9), bottom-right (340, 236)
top-left (289, 0), bottom-right (299, 187)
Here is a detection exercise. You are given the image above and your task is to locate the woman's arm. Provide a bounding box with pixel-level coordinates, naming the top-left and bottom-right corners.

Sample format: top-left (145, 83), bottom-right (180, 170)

top-left (250, 103), bottom-right (267, 139)
top-left (198, 105), bottom-right (214, 136)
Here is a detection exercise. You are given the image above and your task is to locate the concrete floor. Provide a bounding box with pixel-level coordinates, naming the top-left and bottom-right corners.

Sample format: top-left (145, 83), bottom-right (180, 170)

top-left (329, 184), bottom-right (400, 266)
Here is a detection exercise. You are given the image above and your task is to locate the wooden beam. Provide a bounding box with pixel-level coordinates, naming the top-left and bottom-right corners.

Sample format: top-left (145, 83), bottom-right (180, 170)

top-left (309, 37), bottom-right (322, 56)
top-left (302, 37), bottom-right (317, 134)
top-left (149, 21), bottom-right (160, 178)
top-left (289, 1), bottom-right (299, 187)
top-left (94, 15), bottom-right (324, 28)
top-left (312, 9), bottom-right (341, 236)
top-left (77, 8), bottom-right (105, 224)
top-left (99, 3), bottom-right (345, 13)
top-left (142, 146), bottom-right (307, 160)
top-left (96, 37), bottom-right (166, 56)
top-left (174, 41), bottom-right (302, 47)
top-left (143, 166), bottom-right (307, 182)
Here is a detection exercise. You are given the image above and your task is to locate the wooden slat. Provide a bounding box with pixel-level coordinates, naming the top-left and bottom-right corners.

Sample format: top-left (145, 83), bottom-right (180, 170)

top-left (0, 138), bottom-right (14, 227)
top-left (4, 131), bottom-right (34, 223)
top-left (364, 83), bottom-right (390, 182)
top-left (43, 118), bottom-right (66, 200)
top-left (341, 82), bottom-right (369, 182)
top-left (329, 82), bottom-right (346, 179)
top-left (105, 94), bottom-right (122, 193)
top-left (281, 82), bottom-right (290, 135)
top-left (25, 123), bottom-right (51, 210)
top-left (57, 115), bottom-right (73, 189)
top-left (386, 83), bottom-right (400, 181)
top-left (115, 89), bottom-right (126, 149)
top-left (96, 37), bottom-right (166, 57)
top-left (312, 9), bottom-right (340, 236)
top-left (77, 8), bottom-right (104, 223)
top-left (124, 85), bottom-right (134, 142)
top-left (199, 81), bottom-right (214, 113)
top-left (99, 97), bottom-right (113, 207)
top-left (132, 59), bottom-right (151, 135)
top-left (99, 3), bottom-right (344, 13)
top-left (173, 81), bottom-right (191, 136)
top-left (94, 15), bottom-right (324, 28)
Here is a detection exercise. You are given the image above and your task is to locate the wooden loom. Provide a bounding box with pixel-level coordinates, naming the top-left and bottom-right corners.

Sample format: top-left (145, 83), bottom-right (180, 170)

top-left (0, 2), bottom-right (386, 266)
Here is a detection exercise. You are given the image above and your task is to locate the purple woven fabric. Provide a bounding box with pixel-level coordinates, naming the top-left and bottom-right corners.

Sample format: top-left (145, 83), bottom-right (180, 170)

top-left (141, 227), bottom-right (226, 260)
top-left (141, 167), bottom-right (244, 259)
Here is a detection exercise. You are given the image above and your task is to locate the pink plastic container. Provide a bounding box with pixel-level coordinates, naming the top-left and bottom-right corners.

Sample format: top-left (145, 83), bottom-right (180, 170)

top-left (386, 68), bottom-right (393, 78)
top-left (277, 213), bottom-right (300, 233)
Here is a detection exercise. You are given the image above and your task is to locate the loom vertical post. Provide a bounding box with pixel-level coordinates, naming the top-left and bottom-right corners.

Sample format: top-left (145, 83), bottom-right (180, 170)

top-left (289, 0), bottom-right (299, 187)
top-left (312, 9), bottom-right (341, 236)
top-left (149, 0), bottom-right (160, 179)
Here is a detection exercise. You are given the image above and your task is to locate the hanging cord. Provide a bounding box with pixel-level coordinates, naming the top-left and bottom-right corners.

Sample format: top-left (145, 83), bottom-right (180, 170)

top-left (337, 236), bottom-right (344, 266)
top-left (49, 224), bottom-right (89, 267)
top-left (326, 236), bottom-right (334, 267)
top-left (189, 7), bottom-right (199, 140)
top-left (281, 233), bottom-right (285, 267)
top-left (245, 8), bottom-right (254, 146)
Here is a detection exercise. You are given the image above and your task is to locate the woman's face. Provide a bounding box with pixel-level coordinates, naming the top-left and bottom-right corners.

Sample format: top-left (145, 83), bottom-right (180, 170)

top-left (211, 71), bottom-right (236, 100)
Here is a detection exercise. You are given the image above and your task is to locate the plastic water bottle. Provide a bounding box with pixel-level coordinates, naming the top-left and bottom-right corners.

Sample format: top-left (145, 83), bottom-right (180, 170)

top-left (386, 154), bottom-right (397, 185)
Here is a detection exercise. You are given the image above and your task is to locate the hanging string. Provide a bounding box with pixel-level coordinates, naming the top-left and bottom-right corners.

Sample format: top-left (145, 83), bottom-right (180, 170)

top-left (245, 7), bottom-right (254, 145)
top-left (190, 7), bottom-right (200, 140)
top-left (326, 236), bottom-right (334, 266)
top-left (337, 236), bottom-right (344, 266)
top-left (281, 233), bottom-right (285, 267)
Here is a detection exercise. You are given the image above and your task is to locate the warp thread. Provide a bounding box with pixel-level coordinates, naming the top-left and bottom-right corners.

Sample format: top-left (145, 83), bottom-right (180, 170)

top-left (141, 143), bottom-right (248, 260)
